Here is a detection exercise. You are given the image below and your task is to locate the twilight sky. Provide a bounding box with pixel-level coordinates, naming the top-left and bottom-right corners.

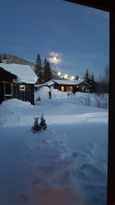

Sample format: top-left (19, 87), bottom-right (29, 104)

top-left (0, 0), bottom-right (109, 79)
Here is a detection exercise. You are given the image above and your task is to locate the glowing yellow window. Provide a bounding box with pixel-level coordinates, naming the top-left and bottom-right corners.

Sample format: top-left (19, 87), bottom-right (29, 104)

top-left (61, 86), bottom-right (64, 92)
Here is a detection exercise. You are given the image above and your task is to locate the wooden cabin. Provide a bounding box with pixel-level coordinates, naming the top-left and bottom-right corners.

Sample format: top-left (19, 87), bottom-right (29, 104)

top-left (0, 63), bottom-right (37, 105)
top-left (36, 79), bottom-right (90, 93)
top-left (52, 79), bottom-right (87, 92)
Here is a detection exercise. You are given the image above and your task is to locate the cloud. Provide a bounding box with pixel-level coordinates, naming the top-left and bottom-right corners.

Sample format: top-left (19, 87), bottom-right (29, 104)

top-left (47, 51), bottom-right (63, 65)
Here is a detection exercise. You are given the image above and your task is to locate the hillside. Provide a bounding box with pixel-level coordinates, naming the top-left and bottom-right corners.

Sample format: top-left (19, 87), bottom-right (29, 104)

top-left (0, 53), bottom-right (62, 79)
top-left (0, 53), bottom-right (34, 66)
top-left (0, 53), bottom-right (60, 77)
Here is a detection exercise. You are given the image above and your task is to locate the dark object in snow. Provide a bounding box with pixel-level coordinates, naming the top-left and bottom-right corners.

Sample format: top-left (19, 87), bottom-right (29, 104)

top-left (32, 117), bottom-right (41, 132)
top-left (36, 96), bottom-right (41, 101)
top-left (36, 96), bottom-right (41, 105)
top-left (32, 115), bottom-right (47, 133)
top-left (48, 90), bottom-right (52, 99)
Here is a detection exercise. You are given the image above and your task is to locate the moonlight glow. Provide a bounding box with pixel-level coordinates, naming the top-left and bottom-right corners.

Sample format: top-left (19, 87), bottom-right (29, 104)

top-left (47, 52), bottom-right (63, 65)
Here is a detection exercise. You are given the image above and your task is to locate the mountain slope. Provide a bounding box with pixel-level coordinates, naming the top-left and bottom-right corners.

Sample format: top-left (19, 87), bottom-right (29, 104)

top-left (0, 53), bottom-right (34, 66)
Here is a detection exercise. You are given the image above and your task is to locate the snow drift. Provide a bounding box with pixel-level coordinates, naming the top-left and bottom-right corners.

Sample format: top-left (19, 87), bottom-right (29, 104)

top-left (0, 88), bottom-right (108, 205)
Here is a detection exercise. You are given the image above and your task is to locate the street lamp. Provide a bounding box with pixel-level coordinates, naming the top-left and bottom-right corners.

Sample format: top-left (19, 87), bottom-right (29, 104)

top-left (57, 71), bottom-right (61, 76)
top-left (64, 74), bottom-right (68, 79)
top-left (70, 76), bottom-right (75, 80)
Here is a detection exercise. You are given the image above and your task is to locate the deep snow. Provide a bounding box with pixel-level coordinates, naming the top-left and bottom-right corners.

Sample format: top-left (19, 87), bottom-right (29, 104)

top-left (0, 88), bottom-right (108, 205)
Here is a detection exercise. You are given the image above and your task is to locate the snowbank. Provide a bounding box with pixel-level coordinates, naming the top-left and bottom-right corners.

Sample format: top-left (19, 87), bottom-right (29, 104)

top-left (35, 87), bottom-right (67, 101)
top-left (0, 88), bottom-right (108, 205)
top-left (0, 99), bottom-right (34, 126)
top-left (0, 98), bottom-right (33, 109)
top-left (35, 86), bottom-right (108, 109)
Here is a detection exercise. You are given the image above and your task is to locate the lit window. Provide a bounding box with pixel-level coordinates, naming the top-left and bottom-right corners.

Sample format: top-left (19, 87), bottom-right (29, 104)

top-left (19, 85), bottom-right (25, 91)
top-left (61, 86), bottom-right (64, 92)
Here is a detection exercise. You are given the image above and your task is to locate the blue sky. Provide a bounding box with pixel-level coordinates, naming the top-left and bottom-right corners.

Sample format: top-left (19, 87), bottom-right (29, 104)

top-left (0, 0), bottom-right (109, 79)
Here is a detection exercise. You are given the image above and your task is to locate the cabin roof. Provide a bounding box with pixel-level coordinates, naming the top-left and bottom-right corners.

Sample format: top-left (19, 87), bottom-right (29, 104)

top-left (0, 63), bottom-right (37, 84)
top-left (53, 79), bottom-right (84, 85)
top-left (43, 80), bottom-right (55, 86)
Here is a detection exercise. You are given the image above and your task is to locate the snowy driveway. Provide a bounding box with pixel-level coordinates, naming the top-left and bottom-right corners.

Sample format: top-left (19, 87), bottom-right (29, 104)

top-left (0, 95), bottom-right (108, 205)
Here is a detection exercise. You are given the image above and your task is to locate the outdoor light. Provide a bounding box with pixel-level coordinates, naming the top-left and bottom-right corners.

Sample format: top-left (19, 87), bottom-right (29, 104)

top-left (64, 74), bottom-right (68, 79)
top-left (57, 71), bottom-right (61, 76)
top-left (71, 76), bottom-right (75, 80)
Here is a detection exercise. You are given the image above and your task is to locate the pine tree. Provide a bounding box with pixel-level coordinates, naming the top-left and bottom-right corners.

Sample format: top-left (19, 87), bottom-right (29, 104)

top-left (0, 55), bottom-right (2, 63)
top-left (32, 115), bottom-right (47, 132)
top-left (84, 69), bottom-right (90, 82)
top-left (32, 117), bottom-right (41, 132)
top-left (34, 53), bottom-right (43, 84)
top-left (40, 114), bottom-right (47, 130)
top-left (90, 72), bottom-right (96, 93)
top-left (84, 69), bottom-right (94, 92)
top-left (43, 58), bottom-right (52, 82)
top-left (75, 75), bottom-right (79, 80)
top-left (91, 72), bottom-right (95, 82)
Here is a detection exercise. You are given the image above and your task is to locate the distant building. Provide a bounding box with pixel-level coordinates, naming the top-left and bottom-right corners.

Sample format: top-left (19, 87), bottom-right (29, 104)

top-left (35, 79), bottom-right (92, 93)
top-left (0, 63), bottom-right (37, 104)
top-left (52, 79), bottom-right (87, 92)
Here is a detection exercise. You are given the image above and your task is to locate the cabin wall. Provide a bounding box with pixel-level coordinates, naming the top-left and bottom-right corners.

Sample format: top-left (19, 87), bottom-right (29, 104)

top-left (0, 83), bottom-right (4, 103)
top-left (13, 83), bottom-right (35, 105)
top-left (0, 81), bottom-right (13, 103)
top-left (54, 83), bottom-right (81, 92)
top-left (0, 68), bottom-right (35, 105)
top-left (0, 82), bottom-right (35, 105)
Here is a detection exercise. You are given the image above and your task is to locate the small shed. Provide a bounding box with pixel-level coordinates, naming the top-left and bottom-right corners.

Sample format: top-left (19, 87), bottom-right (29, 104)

top-left (53, 79), bottom-right (85, 92)
top-left (0, 63), bottom-right (37, 104)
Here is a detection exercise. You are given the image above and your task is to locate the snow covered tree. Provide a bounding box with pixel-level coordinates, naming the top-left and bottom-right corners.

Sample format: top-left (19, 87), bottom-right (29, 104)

top-left (40, 114), bottom-right (47, 130)
top-left (32, 117), bottom-right (41, 132)
top-left (32, 115), bottom-right (47, 133)
top-left (43, 58), bottom-right (52, 82)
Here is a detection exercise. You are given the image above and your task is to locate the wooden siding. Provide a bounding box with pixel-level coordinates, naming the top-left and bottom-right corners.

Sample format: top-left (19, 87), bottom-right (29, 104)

top-left (13, 83), bottom-right (35, 105)
top-left (0, 83), bottom-right (4, 103)
top-left (0, 68), bottom-right (35, 105)
top-left (53, 82), bottom-right (83, 92)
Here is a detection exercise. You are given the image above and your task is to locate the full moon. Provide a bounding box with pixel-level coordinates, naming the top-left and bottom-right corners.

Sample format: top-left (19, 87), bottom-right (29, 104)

top-left (47, 52), bottom-right (63, 64)
top-left (53, 56), bottom-right (57, 61)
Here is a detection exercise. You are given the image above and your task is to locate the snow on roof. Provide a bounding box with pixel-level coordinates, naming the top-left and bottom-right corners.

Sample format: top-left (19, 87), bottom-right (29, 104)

top-left (0, 63), bottom-right (37, 84)
top-left (53, 79), bottom-right (84, 85)
top-left (43, 80), bottom-right (55, 86)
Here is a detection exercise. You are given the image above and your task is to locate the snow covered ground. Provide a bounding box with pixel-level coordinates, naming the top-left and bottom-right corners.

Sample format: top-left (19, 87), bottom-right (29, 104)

top-left (0, 87), bottom-right (108, 205)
